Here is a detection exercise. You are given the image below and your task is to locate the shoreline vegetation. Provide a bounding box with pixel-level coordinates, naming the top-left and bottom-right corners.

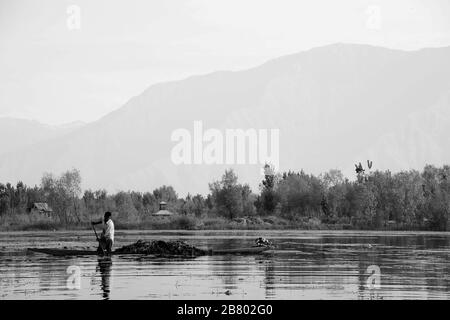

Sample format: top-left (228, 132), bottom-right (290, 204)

top-left (0, 163), bottom-right (449, 232)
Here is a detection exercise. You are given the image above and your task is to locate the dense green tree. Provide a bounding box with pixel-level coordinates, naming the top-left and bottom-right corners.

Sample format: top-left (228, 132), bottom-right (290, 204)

top-left (0, 183), bottom-right (9, 215)
top-left (209, 169), bottom-right (254, 219)
top-left (114, 191), bottom-right (139, 221)
top-left (276, 171), bottom-right (324, 219)
top-left (153, 185), bottom-right (178, 203)
top-left (259, 164), bottom-right (280, 215)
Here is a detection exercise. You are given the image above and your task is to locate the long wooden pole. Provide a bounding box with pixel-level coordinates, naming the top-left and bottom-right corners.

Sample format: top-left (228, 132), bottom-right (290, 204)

top-left (92, 225), bottom-right (105, 255)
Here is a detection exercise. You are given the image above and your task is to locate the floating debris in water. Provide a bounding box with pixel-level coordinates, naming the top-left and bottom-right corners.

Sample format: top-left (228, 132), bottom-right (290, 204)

top-left (255, 237), bottom-right (273, 247)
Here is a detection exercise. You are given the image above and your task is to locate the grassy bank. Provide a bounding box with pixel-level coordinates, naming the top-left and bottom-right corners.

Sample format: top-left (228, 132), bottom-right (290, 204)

top-left (0, 214), bottom-right (290, 231)
top-left (0, 213), bottom-right (434, 232)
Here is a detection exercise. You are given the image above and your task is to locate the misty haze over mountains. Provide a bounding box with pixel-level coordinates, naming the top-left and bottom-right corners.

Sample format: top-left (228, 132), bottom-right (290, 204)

top-left (0, 118), bottom-right (85, 156)
top-left (1, 43), bottom-right (450, 196)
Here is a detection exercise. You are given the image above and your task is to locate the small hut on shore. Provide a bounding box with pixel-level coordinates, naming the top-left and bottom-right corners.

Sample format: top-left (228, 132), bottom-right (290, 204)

top-left (152, 201), bottom-right (175, 216)
top-left (29, 203), bottom-right (53, 217)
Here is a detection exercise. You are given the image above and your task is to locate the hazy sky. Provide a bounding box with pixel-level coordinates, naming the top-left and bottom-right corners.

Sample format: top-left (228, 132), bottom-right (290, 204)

top-left (1, 0), bottom-right (449, 125)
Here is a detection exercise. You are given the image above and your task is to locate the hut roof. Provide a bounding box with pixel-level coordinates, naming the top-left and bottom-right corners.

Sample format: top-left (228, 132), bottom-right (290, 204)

top-left (32, 203), bottom-right (53, 212)
top-left (153, 210), bottom-right (174, 216)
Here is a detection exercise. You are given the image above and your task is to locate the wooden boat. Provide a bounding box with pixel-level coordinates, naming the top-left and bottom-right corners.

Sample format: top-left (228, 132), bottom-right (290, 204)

top-left (27, 246), bottom-right (271, 257)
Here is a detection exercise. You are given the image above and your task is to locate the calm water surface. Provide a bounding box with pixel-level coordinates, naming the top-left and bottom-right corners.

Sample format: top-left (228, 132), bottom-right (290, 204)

top-left (0, 230), bottom-right (449, 300)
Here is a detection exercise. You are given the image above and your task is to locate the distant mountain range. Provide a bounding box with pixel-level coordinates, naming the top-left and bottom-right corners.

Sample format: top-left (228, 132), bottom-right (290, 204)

top-left (0, 118), bottom-right (85, 156)
top-left (1, 43), bottom-right (450, 195)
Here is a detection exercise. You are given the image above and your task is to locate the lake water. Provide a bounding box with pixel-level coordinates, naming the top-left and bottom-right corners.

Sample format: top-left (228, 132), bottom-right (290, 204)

top-left (0, 230), bottom-right (449, 300)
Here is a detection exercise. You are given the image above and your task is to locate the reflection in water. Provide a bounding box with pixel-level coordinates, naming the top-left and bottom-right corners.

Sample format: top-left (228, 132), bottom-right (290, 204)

top-left (96, 257), bottom-right (112, 300)
top-left (0, 230), bottom-right (449, 299)
top-left (258, 256), bottom-right (276, 298)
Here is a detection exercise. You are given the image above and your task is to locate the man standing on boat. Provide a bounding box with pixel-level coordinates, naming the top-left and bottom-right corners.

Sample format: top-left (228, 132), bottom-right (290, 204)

top-left (91, 211), bottom-right (115, 254)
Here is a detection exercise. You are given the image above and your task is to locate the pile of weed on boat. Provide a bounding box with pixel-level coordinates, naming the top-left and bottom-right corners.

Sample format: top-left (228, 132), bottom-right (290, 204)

top-left (27, 238), bottom-right (273, 257)
top-left (115, 240), bottom-right (207, 256)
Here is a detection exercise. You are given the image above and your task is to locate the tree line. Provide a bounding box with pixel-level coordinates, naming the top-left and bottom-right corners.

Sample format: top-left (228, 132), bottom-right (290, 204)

top-left (0, 164), bottom-right (449, 230)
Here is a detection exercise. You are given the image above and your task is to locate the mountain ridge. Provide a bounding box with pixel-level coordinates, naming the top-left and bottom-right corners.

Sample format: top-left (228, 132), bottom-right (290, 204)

top-left (1, 43), bottom-right (450, 195)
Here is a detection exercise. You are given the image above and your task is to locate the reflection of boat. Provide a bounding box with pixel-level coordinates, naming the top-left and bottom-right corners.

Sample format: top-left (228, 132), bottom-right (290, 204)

top-left (27, 246), bottom-right (270, 257)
